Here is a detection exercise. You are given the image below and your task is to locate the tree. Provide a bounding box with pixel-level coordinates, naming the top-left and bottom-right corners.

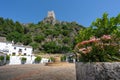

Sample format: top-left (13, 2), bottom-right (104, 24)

top-left (0, 17), bottom-right (4, 25)
top-left (75, 13), bottom-right (120, 62)
top-left (34, 35), bottom-right (45, 43)
top-left (75, 27), bottom-right (94, 43)
top-left (63, 37), bottom-right (70, 44)
top-left (22, 34), bottom-right (32, 45)
top-left (61, 46), bottom-right (71, 53)
top-left (42, 41), bottom-right (61, 53)
top-left (30, 42), bottom-right (39, 50)
top-left (15, 21), bottom-right (24, 34)
top-left (62, 30), bottom-right (69, 36)
top-left (91, 13), bottom-right (120, 37)
top-left (6, 31), bottom-right (23, 43)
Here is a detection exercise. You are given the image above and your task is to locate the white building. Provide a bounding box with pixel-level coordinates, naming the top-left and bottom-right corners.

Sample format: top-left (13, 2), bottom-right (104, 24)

top-left (0, 37), bottom-right (49, 65)
top-left (0, 41), bottom-right (33, 56)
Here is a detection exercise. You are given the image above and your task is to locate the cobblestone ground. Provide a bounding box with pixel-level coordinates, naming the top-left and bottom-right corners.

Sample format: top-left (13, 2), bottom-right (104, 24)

top-left (0, 63), bottom-right (76, 80)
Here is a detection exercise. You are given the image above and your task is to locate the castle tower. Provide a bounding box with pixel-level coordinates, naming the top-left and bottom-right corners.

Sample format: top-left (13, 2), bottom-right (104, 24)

top-left (43, 10), bottom-right (56, 25)
top-left (47, 11), bottom-right (56, 19)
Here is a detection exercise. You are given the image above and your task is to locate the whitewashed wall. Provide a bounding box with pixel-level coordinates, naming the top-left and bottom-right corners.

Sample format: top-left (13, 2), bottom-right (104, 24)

top-left (0, 42), bottom-right (32, 56)
top-left (9, 46), bottom-right (32, 56)
top-left (9, 56), bottom-right (35, 65)
top-left (0, 42), bottom-right (12, 54)
top-left (9, 56), bottom-right (49, 65)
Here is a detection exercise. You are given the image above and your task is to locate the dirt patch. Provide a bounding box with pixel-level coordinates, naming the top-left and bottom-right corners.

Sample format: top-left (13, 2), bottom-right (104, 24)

top-left (0, 63), bottom-right (76, 80)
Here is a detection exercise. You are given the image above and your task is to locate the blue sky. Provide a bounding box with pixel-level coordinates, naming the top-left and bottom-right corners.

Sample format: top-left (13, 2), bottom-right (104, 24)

top-left (0, 0), bottom-right (120, 27)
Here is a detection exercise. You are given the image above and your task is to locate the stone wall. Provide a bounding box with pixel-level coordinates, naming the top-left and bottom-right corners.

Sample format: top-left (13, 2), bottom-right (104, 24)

top-left (76, 62), bottom-right (120, 80)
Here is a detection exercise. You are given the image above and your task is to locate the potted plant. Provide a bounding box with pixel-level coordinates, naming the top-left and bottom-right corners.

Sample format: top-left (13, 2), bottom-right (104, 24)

top-left (34, 56), bottom-right (42, 64)
top-left (6, 55), bottom-right (10, 64)
top-left (21, 57), bottom-right (27, 64)
top-left (0, 56), bottom-right (4, 66)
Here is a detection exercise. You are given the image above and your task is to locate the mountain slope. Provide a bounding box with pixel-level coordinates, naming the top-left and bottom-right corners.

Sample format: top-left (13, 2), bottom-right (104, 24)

top-left (0, 17), bottom-right (85, 54)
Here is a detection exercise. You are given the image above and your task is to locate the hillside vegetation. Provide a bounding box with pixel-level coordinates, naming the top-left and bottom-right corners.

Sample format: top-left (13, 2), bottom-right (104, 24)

top-left (0, 17), bottom-right (84, 54)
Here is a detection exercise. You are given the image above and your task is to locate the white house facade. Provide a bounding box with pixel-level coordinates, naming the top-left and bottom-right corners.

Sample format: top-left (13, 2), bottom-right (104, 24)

top-left (0, 39), bottom-right (49, 65)
top-left (0, 41), bottom-right (33, 56)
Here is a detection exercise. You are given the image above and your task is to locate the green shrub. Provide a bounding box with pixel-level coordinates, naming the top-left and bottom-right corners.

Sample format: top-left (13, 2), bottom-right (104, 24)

top-left (35, 56), bottom-right (42, 63)
top-left (0, 56), bottom-right (4, 60)
top-left (61, 55), bottom-right (66, 62)
top-left (42, 41), bottom-right (61, 53)
top-left (34, 35), bottom-right (45, 43)
top-left (6, 55), bottom-right (10, 60)
top-left (50, 57), bottom-right (55, 62)
top-left (21, 57), bottom-right (27, 61)
top-left (21, 57), bottom-right (27, 64)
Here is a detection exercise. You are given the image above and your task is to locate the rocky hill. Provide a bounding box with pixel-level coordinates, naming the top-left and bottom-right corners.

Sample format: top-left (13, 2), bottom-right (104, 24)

top-left (0, 11), bottom-right (85, 54)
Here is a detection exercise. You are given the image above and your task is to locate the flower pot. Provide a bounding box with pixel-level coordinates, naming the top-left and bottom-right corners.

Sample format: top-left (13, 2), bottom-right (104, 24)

top-left (34, 61), bottom-right (40, 64)
top-left (6, 60), bottom-right (10, 64)
top-left (0, 60), bottom-right (4, 66)
top-left (21, 61), bottom-right (26, 64)
top-left (76, 62), bottom-right (120, 80)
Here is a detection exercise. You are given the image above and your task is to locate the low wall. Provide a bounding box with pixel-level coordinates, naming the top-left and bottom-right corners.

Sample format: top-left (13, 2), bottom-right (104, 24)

top-left (9, 56), bottom-right (36, 65)
top-left (9, 56), bottom-right (49, 65)
top-left (76, 62), bottom-right (120, 80)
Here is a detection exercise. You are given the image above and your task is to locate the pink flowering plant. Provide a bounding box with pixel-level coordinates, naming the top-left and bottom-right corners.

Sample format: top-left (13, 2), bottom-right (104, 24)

top-left (75, 35), bottom-right (120, 62)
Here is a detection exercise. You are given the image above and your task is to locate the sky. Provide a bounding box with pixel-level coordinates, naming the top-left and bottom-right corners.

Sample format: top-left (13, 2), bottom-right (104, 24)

top-left (0, 0), bottom-right (120, 27)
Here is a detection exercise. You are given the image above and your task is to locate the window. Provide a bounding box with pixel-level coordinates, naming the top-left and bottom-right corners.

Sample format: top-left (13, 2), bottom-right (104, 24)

top-left (12, 53), bottom-right (16, 56)
top-left (19, 49), bottom-right (22, 52)
top-left (14, 47), bottom-right (16, 49)
top-left (24, 53), bottom-right (26, 56)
